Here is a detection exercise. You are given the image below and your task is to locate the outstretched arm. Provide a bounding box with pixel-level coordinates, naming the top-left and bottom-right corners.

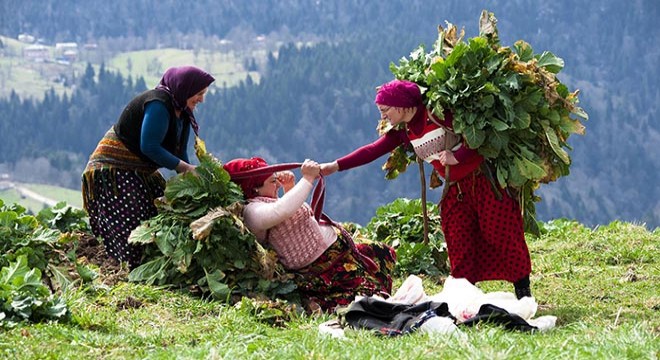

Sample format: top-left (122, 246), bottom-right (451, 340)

top-left (321, 130), bottom-right (405, 175)
top-left (244, 159), bottom-right (321, 230)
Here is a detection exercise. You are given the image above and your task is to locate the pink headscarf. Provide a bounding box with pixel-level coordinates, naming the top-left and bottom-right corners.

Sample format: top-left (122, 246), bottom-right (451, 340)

top-left (374, 80), bottom-right (422, 108)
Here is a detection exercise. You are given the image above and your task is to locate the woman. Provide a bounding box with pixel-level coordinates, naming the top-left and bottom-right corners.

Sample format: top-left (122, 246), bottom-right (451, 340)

top-left (82, 66), bottom-right (215, 268)
top-left (223, 157), bottom-right (396, 312)
top-left (320, 79), bottom-right (533, 299)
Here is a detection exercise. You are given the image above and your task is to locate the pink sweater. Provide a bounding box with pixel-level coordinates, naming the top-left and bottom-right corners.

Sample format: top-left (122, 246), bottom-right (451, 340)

top-left (243, 178), bottom-right (336, 270)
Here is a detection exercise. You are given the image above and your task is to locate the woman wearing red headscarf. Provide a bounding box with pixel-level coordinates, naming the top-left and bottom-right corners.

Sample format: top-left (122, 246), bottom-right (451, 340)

top-left (320, 79), bottom-right (533, 299)
top-left (82, 66), bottom-right (215, 268)
top-left (223, 157), bottom-right (396, 312)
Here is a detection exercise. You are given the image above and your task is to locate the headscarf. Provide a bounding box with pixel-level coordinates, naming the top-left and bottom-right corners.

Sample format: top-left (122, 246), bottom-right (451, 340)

top-left (155, 66), bottom-right (215, 136)
top-left (374, 79), bottom-right (422, 108)
top-left (223, 157), bottom-right (273, 198)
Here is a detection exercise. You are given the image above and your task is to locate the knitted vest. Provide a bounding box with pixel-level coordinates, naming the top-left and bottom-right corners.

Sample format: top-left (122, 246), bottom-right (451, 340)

top-left (407, 112), bottom-right (482, 182)
top-left (251, 197), bottom-right (331, 270)
top-left (113, 89), bottom-right (190, 166)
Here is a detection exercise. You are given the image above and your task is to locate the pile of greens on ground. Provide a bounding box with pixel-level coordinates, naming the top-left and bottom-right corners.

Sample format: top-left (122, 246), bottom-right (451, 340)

top-left (128, 140), bottom-right (297, 303)
top-left (358, 198), bottom-right (448, 276)
top-left (0, 201), bottom-right (93, 328)
top-left (382, 10), bottom-right (588, 236)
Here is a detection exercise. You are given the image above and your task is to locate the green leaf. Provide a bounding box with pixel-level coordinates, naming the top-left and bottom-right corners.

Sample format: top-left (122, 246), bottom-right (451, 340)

top-left (513, 40), bottom-right (534, 61)
top-left (128, 257), bottom-right (170, 284)
top-left (36, 298), bottom-right (68, 319)
top-left (1, 255), bottom-right (30, 284)
top-left (75, 263), bottom-right (99, 283)
top-left (543, 125), bottom-right (570, 164)
top-left (30, 227), bottom-right (61, 245)
top-left (463, 125), bottom-right (486, 149)
top-left (206, 269), bottom-right (231, 301)
top-left (514, 155), bottom-right (547, 181)
top-left (536, 51), bottom-right (564, 73)
top-left (47, 264), bottom-right (74, 291)
top-left (127, 224), bottom-right (155, 245)
top-left (488, 117), bottom-right (510, 131)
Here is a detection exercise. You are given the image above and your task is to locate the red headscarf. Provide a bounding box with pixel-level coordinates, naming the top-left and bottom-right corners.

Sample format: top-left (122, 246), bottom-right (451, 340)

top-left (374, 79), bottom-right (422, 108)
top-left (223, 157), bottom-right (273, 198)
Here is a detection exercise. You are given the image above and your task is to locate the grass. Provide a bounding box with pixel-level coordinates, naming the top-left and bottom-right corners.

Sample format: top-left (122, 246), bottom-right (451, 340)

top-left (0, 35), bottom-right (266, 99)
top-left (0, 219), bottom-right (658, 359)
top-left (106, 47), bottom-right (263, 88)
top-left (0, 183), bottom-right (83, 213)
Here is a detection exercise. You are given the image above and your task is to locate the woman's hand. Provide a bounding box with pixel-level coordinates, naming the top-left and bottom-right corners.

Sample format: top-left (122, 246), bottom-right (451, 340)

top-left (320, 161), bottom-right (339, 176)
top-left (438, 150), bottom-right (458, 166)
top-left (175, 161), bottom-right (197, 174)
top-left (301, 159), bottom-right (321, 183)
top-left (277, 171), bottom-right (296, 193)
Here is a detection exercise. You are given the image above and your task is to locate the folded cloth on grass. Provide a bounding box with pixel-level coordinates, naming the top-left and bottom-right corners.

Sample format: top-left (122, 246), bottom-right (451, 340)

top-left (321, 275), bottom-right (556, 338)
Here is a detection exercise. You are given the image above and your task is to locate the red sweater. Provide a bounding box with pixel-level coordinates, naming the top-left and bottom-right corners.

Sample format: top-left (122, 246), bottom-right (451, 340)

top-left (337, 106), bottom-right (483, 182)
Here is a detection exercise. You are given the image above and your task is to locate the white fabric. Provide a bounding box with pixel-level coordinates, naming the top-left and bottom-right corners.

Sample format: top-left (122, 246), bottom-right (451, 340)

top-left (318, 275), bottom-right (556, 338)
top-left (418, 316), bottom-right (467, 341)
top-left (389, 275), bottom-right (556, 329)
top-left (318, 319), bottom-right (346, 339)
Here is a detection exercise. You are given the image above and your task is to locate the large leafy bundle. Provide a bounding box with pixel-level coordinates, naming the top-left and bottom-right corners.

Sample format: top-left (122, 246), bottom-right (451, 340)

top-left (385, 10), bottom-right (588, 236)
top-left (128, 139), bottom-right (297, 302)
top-left (0, 255), bottom-right (69, 328)
top-left (361, 198), bottom-right (448, 276)
top-left (0, 200), bottom-right (94, 327)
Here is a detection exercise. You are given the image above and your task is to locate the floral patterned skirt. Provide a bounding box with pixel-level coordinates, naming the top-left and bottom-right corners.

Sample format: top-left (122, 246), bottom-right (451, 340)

top-left (294, 232), bottom-right (396, 312)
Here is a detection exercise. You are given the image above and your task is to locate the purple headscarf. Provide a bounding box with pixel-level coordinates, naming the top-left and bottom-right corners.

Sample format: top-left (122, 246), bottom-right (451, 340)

top-left (374, 79), bottom-right (422, 108)
top-left (156, 66), bottom-right (215, 135)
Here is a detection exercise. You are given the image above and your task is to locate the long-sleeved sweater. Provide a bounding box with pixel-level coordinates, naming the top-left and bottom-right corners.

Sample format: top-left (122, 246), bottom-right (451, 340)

top-left (243, 178), bottom-right (337, 269)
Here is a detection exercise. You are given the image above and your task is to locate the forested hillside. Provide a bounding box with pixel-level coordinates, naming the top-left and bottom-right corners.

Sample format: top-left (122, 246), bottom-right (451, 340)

top-left (0, 0), bottom-right (658, 229)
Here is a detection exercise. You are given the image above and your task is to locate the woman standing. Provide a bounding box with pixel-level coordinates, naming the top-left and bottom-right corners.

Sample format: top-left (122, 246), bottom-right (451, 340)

top-left (320, 79), bottom-right (533, 299)
top-left (82, 66), bottom-right (215, 268)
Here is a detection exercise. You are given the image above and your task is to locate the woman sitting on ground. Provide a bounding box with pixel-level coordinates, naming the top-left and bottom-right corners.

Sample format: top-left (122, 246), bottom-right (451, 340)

top-left (223, 157), bottom-right (396, 312)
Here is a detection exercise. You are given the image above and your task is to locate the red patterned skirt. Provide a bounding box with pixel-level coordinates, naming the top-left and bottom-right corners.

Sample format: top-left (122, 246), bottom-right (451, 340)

top-left (294, 233), bottom-right (396, 312)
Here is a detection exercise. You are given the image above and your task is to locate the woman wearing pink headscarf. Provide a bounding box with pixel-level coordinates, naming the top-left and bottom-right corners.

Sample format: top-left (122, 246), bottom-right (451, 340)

top-left (321, 79), bottom-right (533, 299)
top-left (82, 66), bottom-right (215, 268)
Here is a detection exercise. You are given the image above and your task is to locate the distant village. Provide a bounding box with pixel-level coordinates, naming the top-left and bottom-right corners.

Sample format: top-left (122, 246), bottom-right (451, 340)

top-left (18, 33), bottom-right (97, 65)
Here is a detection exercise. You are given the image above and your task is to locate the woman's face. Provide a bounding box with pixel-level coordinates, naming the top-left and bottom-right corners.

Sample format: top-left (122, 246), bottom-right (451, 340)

top-left (256, 174), bottom-right (281, 198)
top-left (378, 105), bottom-right (404, 126)
top-left (186, 87), bottom-right (208, 111)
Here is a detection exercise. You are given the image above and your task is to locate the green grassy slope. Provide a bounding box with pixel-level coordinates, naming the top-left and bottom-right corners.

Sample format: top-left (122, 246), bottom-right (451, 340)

top-left (0, 35), bottom-right (265, 99)
top-left (0, 216), bottom-right (657, 358)
top-left (0, 183), bottom-right (83, 213)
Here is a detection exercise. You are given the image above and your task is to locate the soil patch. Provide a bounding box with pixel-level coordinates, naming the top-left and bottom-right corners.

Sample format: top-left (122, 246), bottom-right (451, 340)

top-left (76, 233), bottom-right (129, 286)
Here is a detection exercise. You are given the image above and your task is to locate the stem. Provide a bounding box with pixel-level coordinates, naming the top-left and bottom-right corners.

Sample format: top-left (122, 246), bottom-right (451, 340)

top-left (417, 158), bottom-right (430, 245)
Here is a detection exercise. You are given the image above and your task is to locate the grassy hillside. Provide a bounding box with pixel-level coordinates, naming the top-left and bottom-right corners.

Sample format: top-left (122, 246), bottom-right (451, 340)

top-left (0, 182), bottom-right (83, 212)
top-left (0, 35), bottom-right (264, 99)
top-left (0, 217), bottom-right (658, 358)
top-left (0, 36), bottom-right (75, 100)
top-left (106, 48), bottom-right (263, 88)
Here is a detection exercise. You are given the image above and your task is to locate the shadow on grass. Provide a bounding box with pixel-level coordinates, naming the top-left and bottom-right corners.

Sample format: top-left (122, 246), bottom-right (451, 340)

top-left (541, 305), bottom-right (590, 326)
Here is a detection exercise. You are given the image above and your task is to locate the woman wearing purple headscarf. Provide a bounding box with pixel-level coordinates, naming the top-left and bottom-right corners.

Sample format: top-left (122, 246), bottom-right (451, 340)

top-left (82, 66), bottom-right (215, 268)
top-left (320, 79), bottom-right (533, 300)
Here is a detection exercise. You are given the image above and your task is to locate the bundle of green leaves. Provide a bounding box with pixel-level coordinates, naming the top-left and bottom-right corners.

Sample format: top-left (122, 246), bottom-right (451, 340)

top-left (128, 142), bottom-right (297, 302)
top-left (360, 198), bottom-right (448, 276)
top-left (0, 255), bottom-right (69, 328)
top-left (385, 10), bottom-right (588, 236)
top-left (0, 200), bottom-right (93, 327)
